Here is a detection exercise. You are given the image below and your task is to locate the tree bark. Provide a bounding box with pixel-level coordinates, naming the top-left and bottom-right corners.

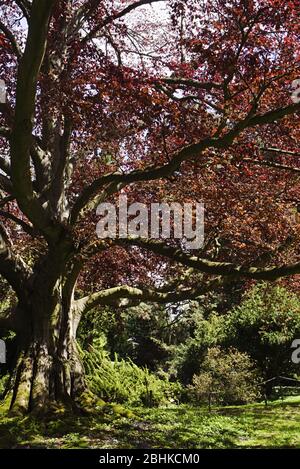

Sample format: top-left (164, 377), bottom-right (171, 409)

top-left (6, 248), bottom-right (88, 416)
top-left (11, 304), bottom-right (86, 413)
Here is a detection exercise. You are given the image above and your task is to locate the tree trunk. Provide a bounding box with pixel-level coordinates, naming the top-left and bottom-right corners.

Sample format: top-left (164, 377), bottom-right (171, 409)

top-left (7, 251), bottom-right (88, 415)
top-left (10, 323), bottom-right (85, 416)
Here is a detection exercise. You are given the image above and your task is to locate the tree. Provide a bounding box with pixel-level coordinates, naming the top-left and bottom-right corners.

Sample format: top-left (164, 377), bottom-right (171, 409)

top-left (225, 283), bottom-right (300, 387)
top-left (0, 0), bottom-right (300, 414)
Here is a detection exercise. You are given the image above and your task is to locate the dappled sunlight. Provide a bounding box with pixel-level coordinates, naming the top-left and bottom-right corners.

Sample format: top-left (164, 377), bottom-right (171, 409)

top-left (1, 398), bottom-right (300, 449)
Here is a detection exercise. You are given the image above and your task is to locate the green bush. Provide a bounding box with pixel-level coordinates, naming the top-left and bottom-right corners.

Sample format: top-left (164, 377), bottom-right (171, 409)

top-left (81, 336), bottom-right (182, 407)
top-left (189, 346), bottom-right (261, 405)
top-left (224, 283), bottom-right (300, 380)
top-left (0, 374), bottom-right (9, 398)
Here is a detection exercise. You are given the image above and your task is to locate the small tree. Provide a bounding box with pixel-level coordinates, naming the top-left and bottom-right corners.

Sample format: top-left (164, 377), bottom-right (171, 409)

top-left (189, 347), bottom-right (261, 406)
top-left (225, 283), bottom-right (300, 385)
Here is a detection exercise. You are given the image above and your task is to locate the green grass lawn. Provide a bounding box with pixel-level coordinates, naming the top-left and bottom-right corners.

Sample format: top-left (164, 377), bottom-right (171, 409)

top-left (0, 397), bottom-right (300, 449)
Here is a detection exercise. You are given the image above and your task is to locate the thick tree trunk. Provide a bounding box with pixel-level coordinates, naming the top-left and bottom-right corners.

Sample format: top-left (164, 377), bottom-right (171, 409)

top-left (7, 249), bottom-right (88, 415)
top-left (9, 302), bottom-right (86, 415)
top-left (10, 324), bottom-right (85, 415)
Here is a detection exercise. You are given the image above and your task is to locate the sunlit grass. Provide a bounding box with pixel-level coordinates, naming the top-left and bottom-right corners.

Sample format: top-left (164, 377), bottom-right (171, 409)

top-left (0, 396), bottom-right (300, 448)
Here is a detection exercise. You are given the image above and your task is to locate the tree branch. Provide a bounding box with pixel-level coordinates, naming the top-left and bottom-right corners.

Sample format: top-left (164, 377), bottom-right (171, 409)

top-left (161, 77), bottom-right (223, 91)
top-left (0, 174), bottom-right (13, 194)
top-left (10, 0), bottom-right (62, 240)
top-left (261, 147), bottom-right (300, 158)
top-left (71, 100), bottom-right (300, 223)
top-left (82, 0), bottom-right (167, 44)
top-left (243, 158), bottom-right (300, 173)
top-left (0, 223), bottom-right (31, 301)
top-left (117, 237), bottom-right (300, 281)
top-left (0, 20), bottom-right (22, 59)
top-left (156, 84), bottom-right (224, 113)
top-left (0, 210), bottom-right (36, 237)
top-left (29, 140), bottom-right (52, 191)
top-left (75, 276), bottom-right (223, 315)
top-left (14, 0), bottom-right (31, 21)
top-left (0, 195), bottom-right (14, 208)
top-left (0, 156), bottom-right (10, 175)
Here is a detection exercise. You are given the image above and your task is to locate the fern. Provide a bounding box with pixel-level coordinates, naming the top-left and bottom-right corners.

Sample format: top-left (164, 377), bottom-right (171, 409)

top-left (80, 337), bottom-right (181, 406)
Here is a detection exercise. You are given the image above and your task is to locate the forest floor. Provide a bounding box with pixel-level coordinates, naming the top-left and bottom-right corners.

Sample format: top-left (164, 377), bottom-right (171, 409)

top-left (0, 396), bottom-right (300, 449)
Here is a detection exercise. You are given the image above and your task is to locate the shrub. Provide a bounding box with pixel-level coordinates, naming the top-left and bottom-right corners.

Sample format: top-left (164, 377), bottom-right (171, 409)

top-left (189, 346), bottom-right (261, 405)
top-left (0, 374), bottom-right (9, 398)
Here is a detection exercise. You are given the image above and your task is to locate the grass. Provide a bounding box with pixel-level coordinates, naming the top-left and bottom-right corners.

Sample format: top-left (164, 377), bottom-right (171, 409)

top-left (0, 396), bottom-right (300, 449)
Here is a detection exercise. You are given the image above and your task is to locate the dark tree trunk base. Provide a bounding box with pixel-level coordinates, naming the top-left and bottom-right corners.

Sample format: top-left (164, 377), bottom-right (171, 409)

top-left (8, 337), bottom-right (90, 416)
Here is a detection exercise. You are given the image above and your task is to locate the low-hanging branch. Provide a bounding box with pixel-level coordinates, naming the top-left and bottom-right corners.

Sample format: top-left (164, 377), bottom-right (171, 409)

top-left (76, 276), bottom-right (224, 315)
top-left (1, 0), bottom-right (300, 416)
top-left (117, 237), bottom-right (300, 281)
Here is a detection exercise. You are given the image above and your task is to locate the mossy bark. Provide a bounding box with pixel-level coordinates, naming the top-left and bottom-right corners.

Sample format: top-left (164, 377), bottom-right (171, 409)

top-left (10, 337), bottom-right (86, 415)
top-left (9, 311), bottom-right (86, 415)
top-left (8, 253), bottom-right (88, 416)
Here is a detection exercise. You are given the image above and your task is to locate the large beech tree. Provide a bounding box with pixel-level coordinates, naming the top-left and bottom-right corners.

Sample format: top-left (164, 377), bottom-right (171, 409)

top-left (0, 0), bottom-right (300, 414)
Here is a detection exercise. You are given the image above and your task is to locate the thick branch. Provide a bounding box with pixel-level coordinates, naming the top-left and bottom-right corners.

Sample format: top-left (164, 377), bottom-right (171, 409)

top-left (76, 277), bottom-right (222, 315)
top-left (48, 118), bottom-right (73, 209)
top-left (10, 0), bottom-right (61, 239)
top-left (117, 238), bottom-right (300, 281)
top-left (0, 210), bottom-right (36, 237)
top-left (30, 140), bottom-right (52, 191)
top-left (248, 102), bottom-right (300, 127)
top-left (161, 77), bottom-right (223, 91)
top-left (0, 20), bottom-right (22, 59)
top-left (0, 223), bottom-right (31, 301)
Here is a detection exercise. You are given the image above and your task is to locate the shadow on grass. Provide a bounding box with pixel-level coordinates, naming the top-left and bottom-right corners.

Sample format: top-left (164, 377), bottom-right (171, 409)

top-left (0, 398), bottom-right (300, 449)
